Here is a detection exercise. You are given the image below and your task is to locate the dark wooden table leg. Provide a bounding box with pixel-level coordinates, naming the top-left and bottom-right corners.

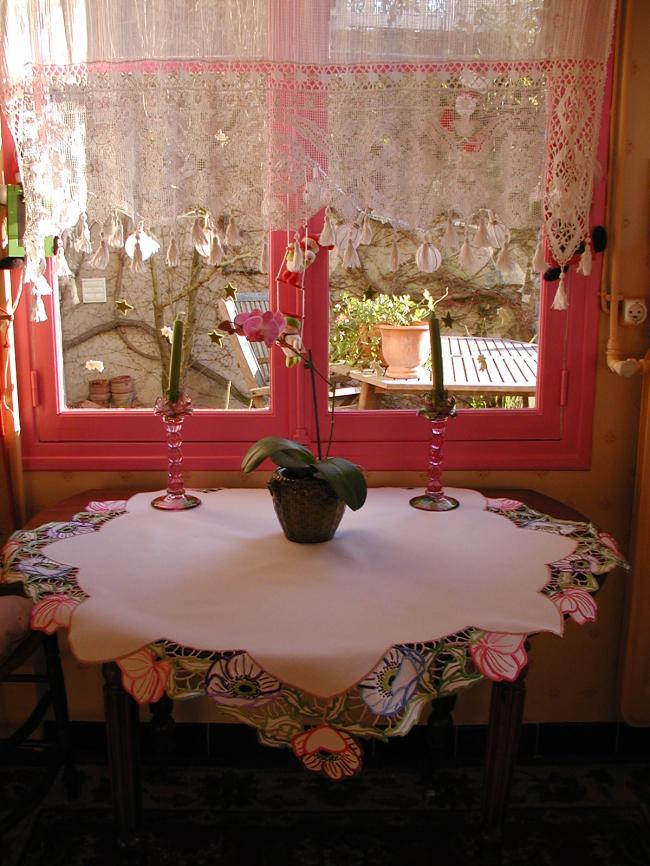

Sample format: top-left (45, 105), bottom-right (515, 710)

top-left (481, 668), bottom-right (527, 840)
top-left (424, 695), bottom-right (456, 799)
top-left (149, 694), bottom-right (175, 756)
top-left (42, 633), bottom-right (79, 798)
top-left (102, 662), bottom-right (142, 852)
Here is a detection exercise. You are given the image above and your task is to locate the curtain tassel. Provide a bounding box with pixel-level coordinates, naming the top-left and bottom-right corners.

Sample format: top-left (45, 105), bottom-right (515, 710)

top-left (107, 212), bottom-right (124, 249)
top-left (577, 236), bottom-right (592, 276)
top-left (225, 216), bottom-right (243, 248)
top-left (318, 207), bottom-right (336, 247)
top-left (342, 230), bottom-right (361, 269)
top-left (88, 232), bottom-right (110, 269)
top-left (359, 211), bottom-right (373, 245)
top-left (192, 216), bottom-right (211, 257)
top-left (496, 241), bottom-right (515, 276)
top-left (458, 233), bottom-right (478, 273)
top-left (441, 215), bottom-right (459, 250)
top-left (532, 233), bottom-right (546, 272)
top-left (166, 233), bottom-right (180, 269)
top-left (74, 213), bottom-right (92, 254)
top-left (551, 272), bottom-right (569, 310)
top-left (415, 232), bottom-right (442, 273)
top-left (131, 235), bottom-right (145, 274)
top-left (208, 231), bottom-right (223, 267)
top-left (474, 215), bottom-right (493, 249)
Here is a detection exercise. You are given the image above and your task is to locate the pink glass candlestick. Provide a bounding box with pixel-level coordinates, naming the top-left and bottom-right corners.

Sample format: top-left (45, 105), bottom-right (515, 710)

top-left (410, 417), bottom-right (459, 512)
top-left (151, 393), bottom-right (201, 511)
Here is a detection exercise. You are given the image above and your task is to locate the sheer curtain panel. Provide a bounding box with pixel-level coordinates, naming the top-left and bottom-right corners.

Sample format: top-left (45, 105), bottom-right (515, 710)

top-left (1, 0), bottom-right (615, 316)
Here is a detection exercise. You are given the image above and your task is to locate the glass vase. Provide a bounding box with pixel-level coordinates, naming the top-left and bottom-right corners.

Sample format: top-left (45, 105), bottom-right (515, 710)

top-left (409, 417), bottom-right (459, 512)
top-left (151, 393), bottom-right (201, 511)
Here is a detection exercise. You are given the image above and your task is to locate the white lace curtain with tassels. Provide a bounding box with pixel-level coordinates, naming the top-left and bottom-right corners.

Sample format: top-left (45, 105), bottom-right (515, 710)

top-left (1, 0), bottom-right (615, 318)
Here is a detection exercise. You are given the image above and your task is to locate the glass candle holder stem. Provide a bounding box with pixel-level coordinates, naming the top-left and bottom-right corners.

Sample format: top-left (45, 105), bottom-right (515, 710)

top-left (410, 417), bottom-right (459, 512)
top-left (152, 394), bottom-right (201, 511)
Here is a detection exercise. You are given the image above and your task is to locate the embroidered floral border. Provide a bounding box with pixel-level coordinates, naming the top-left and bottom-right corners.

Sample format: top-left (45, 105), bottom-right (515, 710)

top-left (1, 497), bottom-right (627, 780)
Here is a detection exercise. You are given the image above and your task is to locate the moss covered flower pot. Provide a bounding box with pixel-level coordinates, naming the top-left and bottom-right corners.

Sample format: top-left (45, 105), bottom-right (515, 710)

top-left (267, 468), bottom-right (346, 544)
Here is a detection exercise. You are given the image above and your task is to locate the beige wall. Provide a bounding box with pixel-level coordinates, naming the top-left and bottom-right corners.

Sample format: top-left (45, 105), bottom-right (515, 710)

top-left (2, 0), bottom-right (649, 731)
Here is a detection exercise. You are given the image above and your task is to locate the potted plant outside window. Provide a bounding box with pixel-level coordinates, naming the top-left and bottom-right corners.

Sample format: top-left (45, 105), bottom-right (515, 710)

top-left (331, 291), bottom-right (435, 378)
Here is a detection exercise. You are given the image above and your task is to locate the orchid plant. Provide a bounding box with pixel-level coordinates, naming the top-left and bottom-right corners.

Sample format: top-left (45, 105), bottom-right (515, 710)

top-left (218, 309), bottom-right (367, 511)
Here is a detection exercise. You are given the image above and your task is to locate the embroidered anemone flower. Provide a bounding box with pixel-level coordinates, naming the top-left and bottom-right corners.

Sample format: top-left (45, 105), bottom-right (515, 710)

top-left (46, 521), bottom-right (96, 540)
top-left (233, 309), bottom-right (287, 347)
top-left (358, 646), bottom-right (426, 716)
top-left (291, 725), bottom-right (362, 780)
top-left (470, 632), bottom-right (527, 682)
top-left (205, 652), bottom-right (282, 706)
top-left (117, 647), bottom-right (172, 704)
top-left (552, 551), bottom-right (603, 575)
top-left (84, 360), bottom-right (105, 373)
top-left (31, 594), bottom-right (79, 634)
top-left (551, 587), bottom-right (597, 625)
top-left (15, 555), bottom-right (74, 580)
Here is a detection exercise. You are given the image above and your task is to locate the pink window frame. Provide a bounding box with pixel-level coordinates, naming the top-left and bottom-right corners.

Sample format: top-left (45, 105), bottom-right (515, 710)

top-left (4, 42), bottom-right (611, 473)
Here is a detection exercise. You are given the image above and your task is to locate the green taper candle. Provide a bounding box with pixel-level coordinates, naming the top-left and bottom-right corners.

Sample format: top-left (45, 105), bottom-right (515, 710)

top-left (429, 311), bottom-right (445, 401)
top-left (167, 315), bottom-right (184, 403)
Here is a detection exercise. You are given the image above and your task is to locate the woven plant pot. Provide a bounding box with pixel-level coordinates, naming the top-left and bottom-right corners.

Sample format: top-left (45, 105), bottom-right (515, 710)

top-left (267, 469), bottom-right (346, 544)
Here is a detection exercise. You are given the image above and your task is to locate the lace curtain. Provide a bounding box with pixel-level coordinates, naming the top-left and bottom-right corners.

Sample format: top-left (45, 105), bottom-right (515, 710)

top-left (1, 0), bottom-right (615, 314)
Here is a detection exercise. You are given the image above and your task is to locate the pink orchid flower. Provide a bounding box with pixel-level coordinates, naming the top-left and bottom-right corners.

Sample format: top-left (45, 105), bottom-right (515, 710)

top-left (470, 632), bottom-right (528, 682)
top-left (551, 587), bottom-right (597, 625)
top-left (31, 594), bottom-right (79, 634)
top-left (234, 309), bottom-right (287, 347)
top-left (117, 647), bottom-right (172, 704)
top-left (292, 724), bottom-right (362, 780)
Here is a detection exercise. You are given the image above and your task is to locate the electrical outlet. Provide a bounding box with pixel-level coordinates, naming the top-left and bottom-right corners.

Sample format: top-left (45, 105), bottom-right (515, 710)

top-left (621, 298), bottom-right (648, 326)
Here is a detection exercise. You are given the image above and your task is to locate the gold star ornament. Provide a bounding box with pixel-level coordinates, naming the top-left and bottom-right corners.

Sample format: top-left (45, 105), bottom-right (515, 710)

top-left (208, 330), bottom-right (224, 346)
top-left (115, 298), bottom-right (134, 316)
top-left (441, 311), bottom-right (454, 329)
top-left (223, 282), bottom-right (238, 300)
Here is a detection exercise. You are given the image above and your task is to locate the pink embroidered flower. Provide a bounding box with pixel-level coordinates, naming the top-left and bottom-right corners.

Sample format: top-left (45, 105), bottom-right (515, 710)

top-left (487, 498), bottom-right (523, 511)
top-left (117, 647), bottom-right (172, 704)
top-left (470, 632), bottom-right (528, 682)
top-left (551, 587), bottom-right (597, 625)
top-left (85, 500), bottom-right (127, 513)
top-left (234, 309), bottom-right (287, 347)
top-left (292, 725), bottom-right (362, 781)
top-left (31, 595), bottom-right (79, 634)
top-left (597, 531), bottom-right (624, 559)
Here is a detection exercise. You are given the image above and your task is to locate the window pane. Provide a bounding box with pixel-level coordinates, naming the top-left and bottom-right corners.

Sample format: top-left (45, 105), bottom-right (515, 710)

top-left (329, 217), bottom-right (538, 410)
top-left (59, 227), bottom-right (270, 410)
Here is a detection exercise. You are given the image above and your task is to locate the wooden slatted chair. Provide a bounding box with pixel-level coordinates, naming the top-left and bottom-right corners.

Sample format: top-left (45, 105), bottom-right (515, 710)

top-left (0, 587), bottom-right (78, 836)
top-left (217, 292), bottom-right (271, 408)
top-left (218, 292), bottom-right (360, 408)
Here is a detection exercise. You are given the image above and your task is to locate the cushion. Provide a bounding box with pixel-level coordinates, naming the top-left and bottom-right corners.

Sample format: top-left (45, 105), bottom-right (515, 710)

top-left (0, 595), bottom-right (33, 664)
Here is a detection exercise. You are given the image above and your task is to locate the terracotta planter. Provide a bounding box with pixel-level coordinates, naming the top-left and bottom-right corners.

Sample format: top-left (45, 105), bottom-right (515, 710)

top-left (267, 469), bottom-right (345, 544)
top-left (110, 375), bottom-right (135, 408)
top-left (88, 378), bottom-right (110, 407)
top-left (378, 323), bottom-right (429, 378)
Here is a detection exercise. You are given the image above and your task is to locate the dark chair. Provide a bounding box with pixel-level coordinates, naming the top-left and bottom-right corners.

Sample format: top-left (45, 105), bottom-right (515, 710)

top-left (0, 588), bottom-right (78, 836)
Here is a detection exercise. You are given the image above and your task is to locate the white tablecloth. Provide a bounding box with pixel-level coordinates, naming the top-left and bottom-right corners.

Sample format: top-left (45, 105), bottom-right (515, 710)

top-left (43, 488), bottom-right (576, 697)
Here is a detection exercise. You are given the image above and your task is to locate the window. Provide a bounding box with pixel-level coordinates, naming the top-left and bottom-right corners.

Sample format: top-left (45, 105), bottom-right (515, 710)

top-left (1, 0), bottom-right (613, 471)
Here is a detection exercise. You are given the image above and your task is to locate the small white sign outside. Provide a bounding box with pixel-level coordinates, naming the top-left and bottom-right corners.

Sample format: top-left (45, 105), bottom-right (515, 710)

top-left (81, 278), bottom-right (107, 303)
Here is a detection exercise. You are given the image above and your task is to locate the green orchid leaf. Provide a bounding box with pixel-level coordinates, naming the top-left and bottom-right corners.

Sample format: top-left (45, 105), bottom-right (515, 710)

top-left (241, 436), bottom-right (316, 473)
top-left (313, 457), bottom-right (367, 510)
